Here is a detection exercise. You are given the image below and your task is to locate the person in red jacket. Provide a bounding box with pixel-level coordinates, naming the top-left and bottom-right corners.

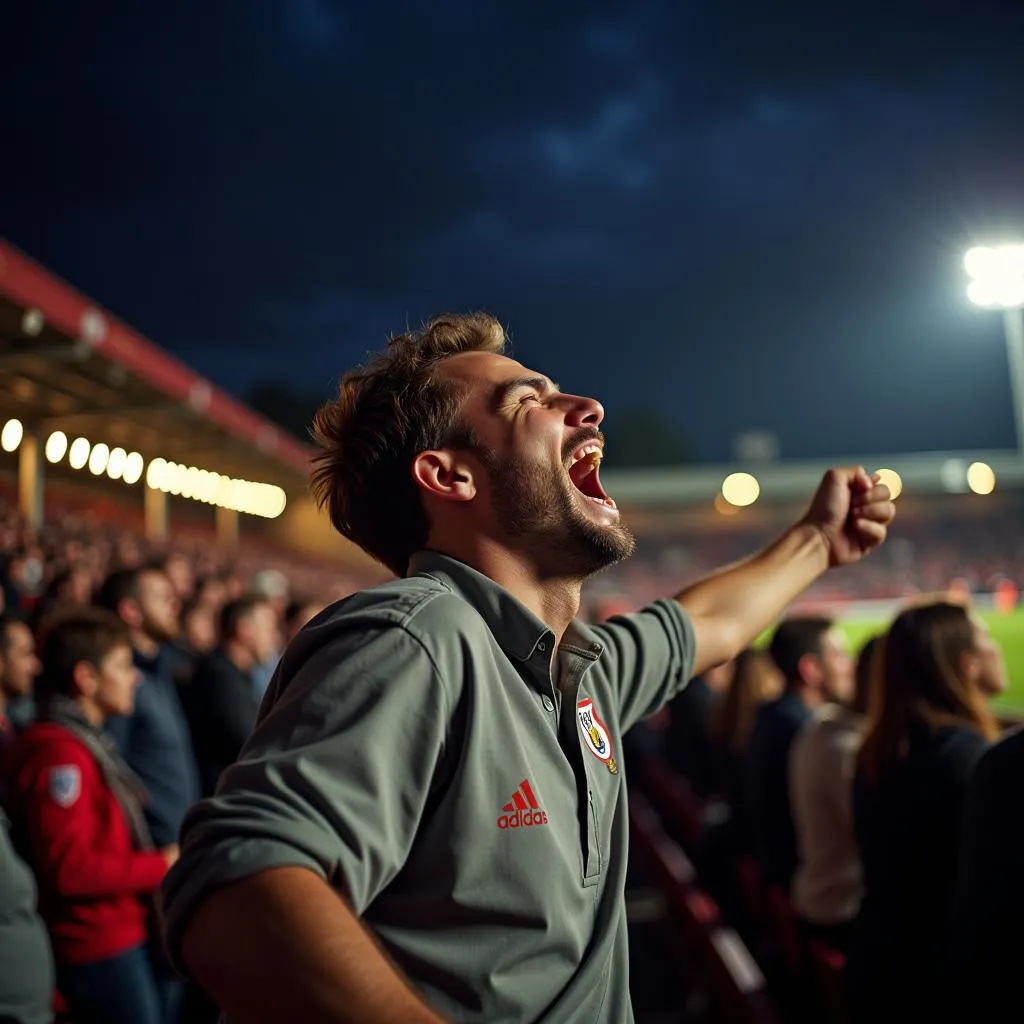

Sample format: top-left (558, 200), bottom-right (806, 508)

top-left (6, 607), bottom-right (179, 1024)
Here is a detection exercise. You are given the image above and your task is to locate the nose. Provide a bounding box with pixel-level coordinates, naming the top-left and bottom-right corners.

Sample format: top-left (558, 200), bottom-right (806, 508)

top-left (559, 393), bottom-right (604, 428)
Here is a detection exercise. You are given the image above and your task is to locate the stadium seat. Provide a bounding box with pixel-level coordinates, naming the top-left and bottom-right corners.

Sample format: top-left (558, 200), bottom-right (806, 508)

top-left (807, 938), bottom-right (849, 1024)
top-left (52, 990), bottom-right (75, 1023)
top-left (639, 759), bottom-right (706, 853)
top-left (630, 792), bottom-right (782, 1024)
top-left (763, 886), bottom-right (803, 977)
top-left (734, 855), bottom-right (767, 929)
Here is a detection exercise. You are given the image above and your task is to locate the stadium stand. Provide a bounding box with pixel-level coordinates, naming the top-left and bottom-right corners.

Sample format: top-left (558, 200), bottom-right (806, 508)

top-left (2, 245), bottom-right (1020, 1023)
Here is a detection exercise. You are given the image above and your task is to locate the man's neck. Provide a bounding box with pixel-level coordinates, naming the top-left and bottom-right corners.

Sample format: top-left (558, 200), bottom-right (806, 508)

top-left (223, 639), bottom-right (255, 674)
top-left (77, 698), bottom-right (104, 728)
top-left (133, 631), bottom-right (160, 659)
top-left (427, 536), bottom-right (583, 643)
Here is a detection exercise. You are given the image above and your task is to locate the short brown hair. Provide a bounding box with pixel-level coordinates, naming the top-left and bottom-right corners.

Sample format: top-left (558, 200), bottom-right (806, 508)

top-left (39, 607), bottom-right (132, 699)
top-left (310, 313), bottom-right (507, 576)
top-left (768, 616), bottom-right (834, 687)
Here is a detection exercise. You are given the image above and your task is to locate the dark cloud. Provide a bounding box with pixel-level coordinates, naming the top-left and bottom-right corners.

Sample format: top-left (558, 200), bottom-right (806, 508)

top-left (3, 1), bottom-right (1023, 458)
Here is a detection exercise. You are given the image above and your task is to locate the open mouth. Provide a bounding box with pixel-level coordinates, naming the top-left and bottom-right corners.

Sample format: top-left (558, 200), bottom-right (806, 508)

top-left (567, 443), bottom-right (618, 510)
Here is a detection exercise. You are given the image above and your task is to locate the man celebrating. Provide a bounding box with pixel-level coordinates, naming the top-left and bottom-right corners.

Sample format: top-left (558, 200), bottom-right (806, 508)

top-left (161, 313), bottom-right (893, 1024)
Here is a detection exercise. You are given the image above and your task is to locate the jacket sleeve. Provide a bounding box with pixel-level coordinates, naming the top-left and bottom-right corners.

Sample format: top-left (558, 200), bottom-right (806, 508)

top-left (21, 742), bottom-right (168, 899)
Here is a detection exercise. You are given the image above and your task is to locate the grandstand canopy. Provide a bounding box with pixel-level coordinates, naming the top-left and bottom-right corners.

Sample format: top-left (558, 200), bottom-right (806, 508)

top-left (0, 240), bottom-right (313, 531)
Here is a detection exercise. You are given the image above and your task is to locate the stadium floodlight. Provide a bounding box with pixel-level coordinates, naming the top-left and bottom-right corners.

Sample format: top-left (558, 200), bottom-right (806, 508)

top-left (21, 308), bottom-right (44, 336)
top-left (45, 431), bottom-right (69, 464)
top-left (122, 452), bottom-right (144, 485)
top-left (965, 244), bottom-right (1024, 457)
top-left (143, 456), bottom-right (287, 518)
top-left (721, 472), bottom-right (760, 507)
top-left (106, 447), bottom-right (128, 481)
top-left (875, 468), bottom-right (903, 500)
top-left (1, 418), bottom-right (24, 453)
top-left (87, 442), bottom-right (110, 476)
top-left (966, 461), bottom-right (996, 495)
top-left (965, 245), bottom-right (1024, 308)
top-left (68, 437), bottom-right (91, 470)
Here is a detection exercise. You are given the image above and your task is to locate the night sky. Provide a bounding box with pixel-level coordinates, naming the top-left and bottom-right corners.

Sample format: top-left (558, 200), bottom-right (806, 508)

top-left (4, 1), bottom-right (1023, 462)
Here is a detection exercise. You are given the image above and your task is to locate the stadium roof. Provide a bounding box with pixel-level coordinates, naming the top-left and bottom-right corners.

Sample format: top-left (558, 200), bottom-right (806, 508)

top-left (0, 239), bottom-right (312, 495)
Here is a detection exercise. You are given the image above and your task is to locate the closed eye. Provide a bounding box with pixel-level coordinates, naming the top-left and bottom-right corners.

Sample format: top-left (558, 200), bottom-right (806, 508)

top-left (491, 375), bottom-right (560, 414)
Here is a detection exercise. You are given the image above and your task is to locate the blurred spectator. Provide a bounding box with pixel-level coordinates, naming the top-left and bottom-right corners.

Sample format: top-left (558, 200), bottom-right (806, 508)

top-left (98, 568), bottom-right (200, 1024)
top-left (0, 614), bottom-right (43, 752)
top-left (252, 569), bottom-right (289, 616)
top-left (748, 617), bottom-right (853, 889)
top-left (180, 599), bottom-right (218, 657)
top-left (708, 647), bottom-right (782, 848)
top-left (948, 725), bottom-right (1024, 1020)
top-left (789, 635), bottom-right (880, 953)
top-left (32, 567), bottom-right (95, 629)
top-left (847, 601), bottom-right (1002, 1022)
top-left (0, 807), bottom-right (55, 1024)
top-left (250, 571), bottom-right (289, 699)
top-left (696, 648), bottom-right (782, 915)
top-left (192, 575), bottom-right (227, 612)
top-left (97, 568), bottom-right (200, 847)
top-left (666, 660), bottom-right (732, 798)
top-left (182, 596), bottom-right (279, 797)
top-left (4, 547), bottom-right (47, 611)
top-left (158, 554), bottom-right (194, 605)
top-left (284, 597), bottom-right (325, 643)
top-left (5, 609), bottom-right (177, 1024)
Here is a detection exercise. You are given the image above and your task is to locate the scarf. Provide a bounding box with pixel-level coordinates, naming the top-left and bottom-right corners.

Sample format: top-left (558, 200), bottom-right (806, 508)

top-left (42, 695), bottom-right (154, 852)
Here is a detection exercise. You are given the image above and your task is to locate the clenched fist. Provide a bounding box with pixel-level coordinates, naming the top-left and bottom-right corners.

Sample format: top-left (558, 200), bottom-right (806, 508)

top-left (801, 466), bottom-right (896, 568)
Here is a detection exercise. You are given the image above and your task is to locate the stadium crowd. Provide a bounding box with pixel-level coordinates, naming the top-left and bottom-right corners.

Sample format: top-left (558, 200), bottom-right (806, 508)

top-left (0, 498), bottom-right (1020, 1023)
top-left (0, 496), bottom-right (357, 1024)
top-left (639, 601), bottom-right (1021, 1022)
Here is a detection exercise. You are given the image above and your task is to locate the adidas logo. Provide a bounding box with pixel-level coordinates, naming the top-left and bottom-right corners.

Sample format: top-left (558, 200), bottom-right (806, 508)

top-left (496, 778), bottom-right (549, 829)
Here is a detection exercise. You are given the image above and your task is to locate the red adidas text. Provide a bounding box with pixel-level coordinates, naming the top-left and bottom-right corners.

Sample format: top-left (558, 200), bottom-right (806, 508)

top-left (497, 778), bottom-right (549, 829)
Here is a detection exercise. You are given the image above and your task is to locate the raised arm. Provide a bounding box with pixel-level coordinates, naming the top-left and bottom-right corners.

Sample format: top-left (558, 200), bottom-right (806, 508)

top-left (181, 866), bottom-right (447, 1024)
top-left (677, 467), bottom-right (893, 676)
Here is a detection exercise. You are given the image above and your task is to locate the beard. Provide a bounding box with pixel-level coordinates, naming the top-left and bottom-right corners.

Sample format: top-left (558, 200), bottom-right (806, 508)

top-left (476, 446), bottom-right (635, 580)
top-left (144, 618), bottom-right (180, 646)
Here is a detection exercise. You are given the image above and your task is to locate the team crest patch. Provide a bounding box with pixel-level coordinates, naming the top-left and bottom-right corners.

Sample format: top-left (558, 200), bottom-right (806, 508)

top-left (49, 765), bottom-right (81, 808)
top-left (577, 698), bottom-right (618, 775)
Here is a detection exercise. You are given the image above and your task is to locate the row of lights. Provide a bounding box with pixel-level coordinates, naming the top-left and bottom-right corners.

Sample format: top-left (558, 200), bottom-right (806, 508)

top-left (145, 459), bottom-right (287, 519)
top-left (716, 461), bottom-right (998, 513)
top-left (1, 419), bottom-right (287, 519)
top-left (45, 430), bottom-right (145, 484)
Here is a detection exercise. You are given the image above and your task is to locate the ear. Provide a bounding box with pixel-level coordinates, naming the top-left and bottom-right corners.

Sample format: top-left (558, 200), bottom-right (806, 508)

top-left (412, 450), bottom-right (477, 504)
top-left (796, 652), bottom-right (824, 688)
top-left (116, 597), bottom-right (141, 629)
top-left (72, 660), bottom-right (99, 699)
top-left (959, 648), bottom-right (981, 684)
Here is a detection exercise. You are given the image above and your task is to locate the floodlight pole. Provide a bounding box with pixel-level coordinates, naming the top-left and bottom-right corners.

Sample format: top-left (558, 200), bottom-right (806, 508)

top-left (1004, 305), bottom-right (1024, 460)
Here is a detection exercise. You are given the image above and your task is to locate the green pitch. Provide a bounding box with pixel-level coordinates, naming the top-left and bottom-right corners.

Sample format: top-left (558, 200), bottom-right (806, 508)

top-left (837, 609), bottom-right (1024, 718)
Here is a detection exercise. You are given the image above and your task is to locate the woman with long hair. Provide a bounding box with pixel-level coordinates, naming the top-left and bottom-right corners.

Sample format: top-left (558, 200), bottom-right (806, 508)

top-left (846, 600), bottom-right (1002, 1021)
top-left (709, 647), bottom-right (782, 844)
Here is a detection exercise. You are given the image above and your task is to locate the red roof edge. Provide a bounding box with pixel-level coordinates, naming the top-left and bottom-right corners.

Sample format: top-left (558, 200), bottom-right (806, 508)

top-left (0, 239), bottom-right (313, 478)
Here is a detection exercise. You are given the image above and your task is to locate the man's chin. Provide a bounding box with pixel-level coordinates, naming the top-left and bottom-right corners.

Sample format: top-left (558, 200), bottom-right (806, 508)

top-left (571, 517), bottom-right (636, 573)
